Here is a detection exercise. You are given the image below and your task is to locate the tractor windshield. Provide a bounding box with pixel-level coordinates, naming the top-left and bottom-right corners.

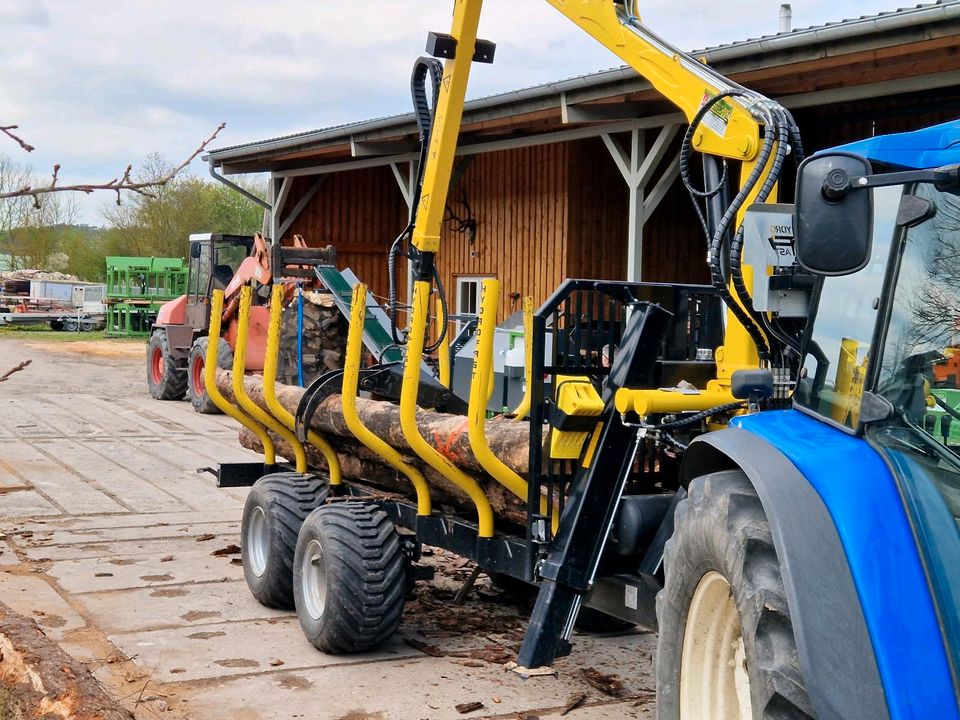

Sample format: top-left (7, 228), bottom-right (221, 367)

top-left (798, 180), bottom-right (960, 677)
top-left (871, 181), bottom-right (960, 682)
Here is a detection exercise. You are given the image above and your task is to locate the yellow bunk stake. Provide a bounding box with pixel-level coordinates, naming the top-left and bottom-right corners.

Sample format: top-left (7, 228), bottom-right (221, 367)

top-left (263, 284), bottom-right (342, 485)
top-left (233, 287), bottom-right (308, 473)
top-left (437, 295), bottom-right (451, 390)
top-left (343, 284), bottom-right (431, 515)
top-left (205, 289), bottom-right (276, 464)
top-left (402, 280), bottom-right (494, 537)
top-left (469, 281), bottom-right (556, 531)
top-left (509, 296), bottom-right (534, 421)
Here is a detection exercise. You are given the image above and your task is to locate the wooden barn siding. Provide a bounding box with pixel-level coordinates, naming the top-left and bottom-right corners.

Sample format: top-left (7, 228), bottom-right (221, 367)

top-left (283, 85), bottom-right (960, 322)
top-left (566, 135), bottom-right (710, 285)
top-left (566, 137), bottom-right (628, 283)
top-left (283, 166), bottom-right (407, 301)
top-left (436, 143), bottom-right (570, 321)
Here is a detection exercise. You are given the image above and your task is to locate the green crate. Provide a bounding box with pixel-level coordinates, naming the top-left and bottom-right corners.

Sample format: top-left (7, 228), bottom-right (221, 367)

top-left (105, 256), bottom-right (188, 300)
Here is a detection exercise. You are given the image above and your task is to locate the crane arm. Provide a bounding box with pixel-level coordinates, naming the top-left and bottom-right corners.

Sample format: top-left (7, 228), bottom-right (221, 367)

top-left (544, 0), bottom-right (763, 161)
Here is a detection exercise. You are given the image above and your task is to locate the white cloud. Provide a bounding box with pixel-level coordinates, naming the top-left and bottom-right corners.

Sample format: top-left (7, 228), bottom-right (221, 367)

top-left (0, 0), bottom-right (910, 224)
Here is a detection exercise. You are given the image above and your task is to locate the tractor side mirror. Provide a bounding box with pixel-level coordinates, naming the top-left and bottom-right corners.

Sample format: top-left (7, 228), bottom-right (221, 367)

top-left (794, 152), bottom-right (874, 276)
top-left (190, 242), bottom-right (202, 259)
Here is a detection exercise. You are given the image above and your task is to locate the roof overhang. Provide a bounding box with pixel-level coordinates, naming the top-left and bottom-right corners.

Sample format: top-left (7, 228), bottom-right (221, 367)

top-left (206, 2), bottom-right (960, 176)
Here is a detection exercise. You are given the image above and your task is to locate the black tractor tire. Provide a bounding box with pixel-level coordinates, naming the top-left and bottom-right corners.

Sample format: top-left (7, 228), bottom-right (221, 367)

top-left (241, 472), bottom-right (329, 609)
top-left (293, 502), bottom-right (407, 653)
top-left (187, 336), bottom-right (233, 414)
top-left (146, 329), bottom-right (187, 400)
top-left (656, 470), bottom-right (813, 720)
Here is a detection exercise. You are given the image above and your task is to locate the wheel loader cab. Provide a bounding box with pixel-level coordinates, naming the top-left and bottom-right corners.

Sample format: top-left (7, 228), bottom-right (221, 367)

top-left (184, 233), bottom-right (255, 328)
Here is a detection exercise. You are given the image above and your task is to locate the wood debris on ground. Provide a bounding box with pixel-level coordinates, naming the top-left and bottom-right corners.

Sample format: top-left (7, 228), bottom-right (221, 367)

top-left (581, 666), bottom-right (626, 697)
top-left (560, 692), bottom-right (586, 716)
top-left (455, 700), bottom-right (485, 714)
top-left (210, 544), bottom-right (240, 556)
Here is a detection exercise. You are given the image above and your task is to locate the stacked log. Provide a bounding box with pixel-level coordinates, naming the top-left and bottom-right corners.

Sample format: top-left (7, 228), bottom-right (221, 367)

top-left (278, 290), bottom-right (348, 386)
top-left (217, 370), bottom-right (539, 523)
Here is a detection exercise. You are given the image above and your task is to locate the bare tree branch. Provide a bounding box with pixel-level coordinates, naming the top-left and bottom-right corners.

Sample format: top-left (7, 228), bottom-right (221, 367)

top-left (0, 122), bottom-right (225, 207)
top-left (0, 125), bottom-right (34, 152)
top-left (0, 359), bottom-right (32, 383)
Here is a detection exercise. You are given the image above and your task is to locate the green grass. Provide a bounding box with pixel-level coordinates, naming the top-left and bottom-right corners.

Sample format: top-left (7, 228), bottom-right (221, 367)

top-left (0, 326), bottom-right (143, 343)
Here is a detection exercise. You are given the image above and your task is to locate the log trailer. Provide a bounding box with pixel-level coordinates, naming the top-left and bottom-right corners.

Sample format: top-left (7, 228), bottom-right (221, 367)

top-left (207, 2), bottom-right (960, 717)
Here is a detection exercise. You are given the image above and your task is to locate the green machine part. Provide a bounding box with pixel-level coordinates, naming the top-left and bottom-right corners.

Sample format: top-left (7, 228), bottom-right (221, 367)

top-left (105, 256), bottom-right (188, 337)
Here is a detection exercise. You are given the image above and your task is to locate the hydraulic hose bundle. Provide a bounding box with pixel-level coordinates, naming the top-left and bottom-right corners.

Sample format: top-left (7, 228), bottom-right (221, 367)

top-left (387, 56), bottom-right (450, 352)
top-left (679, 91), bottom-right (806, 370)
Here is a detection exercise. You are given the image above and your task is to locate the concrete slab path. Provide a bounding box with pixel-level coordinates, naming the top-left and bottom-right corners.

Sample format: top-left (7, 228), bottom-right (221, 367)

top-left (0, 337), bottom-right (655, 719)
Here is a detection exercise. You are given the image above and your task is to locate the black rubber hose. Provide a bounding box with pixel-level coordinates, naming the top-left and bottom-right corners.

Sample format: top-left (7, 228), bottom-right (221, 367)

top-left (684, 91), bottom-right (774, 360)
top-left (647, 401), bottom-right (747, 430)
top-left (728, 116), bottom-right (787, 360)
top-left (424, 266), bottom-right (449, 353)
top-left (387, 57), bottom-right (444, 346)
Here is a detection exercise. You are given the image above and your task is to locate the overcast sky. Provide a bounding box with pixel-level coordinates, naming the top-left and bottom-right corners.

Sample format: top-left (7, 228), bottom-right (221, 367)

top-left (1, 0), bottom-right (909, 225)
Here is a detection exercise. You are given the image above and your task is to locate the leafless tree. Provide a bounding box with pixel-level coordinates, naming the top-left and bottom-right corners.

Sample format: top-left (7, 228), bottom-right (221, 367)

top-left (0, 122), bottom-right (225, 207)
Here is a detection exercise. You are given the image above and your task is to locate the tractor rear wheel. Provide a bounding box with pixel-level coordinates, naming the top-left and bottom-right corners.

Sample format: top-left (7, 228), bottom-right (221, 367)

top-left (187, 336), bottom-right (233, 414)
top-left (294, 502), bottom-right (406, 653)
top-left (241, 472), bottom-right (329, 609)
top-left (656, 470), bottom-right (813, 720)
top-left (146, 329), bottom-right (186, 400)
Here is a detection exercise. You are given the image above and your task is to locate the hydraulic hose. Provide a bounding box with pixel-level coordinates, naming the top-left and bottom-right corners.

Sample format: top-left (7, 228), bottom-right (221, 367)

top-left (681, 90), bottom-right (773, 361)
top-left (388, 57), bottom-right (445, 347)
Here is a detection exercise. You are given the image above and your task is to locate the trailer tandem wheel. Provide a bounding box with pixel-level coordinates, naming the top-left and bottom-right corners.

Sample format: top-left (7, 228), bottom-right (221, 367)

top-left (656, 470), bottom-right (813, 720)
top-left (146, 329), bottom-right (187, 400)
top-left (188, 336), bottom-right (233, 414)
top-left (241, 472), bottom-right (330, 609)
top-left (293, 502), bottom-right (406, 654)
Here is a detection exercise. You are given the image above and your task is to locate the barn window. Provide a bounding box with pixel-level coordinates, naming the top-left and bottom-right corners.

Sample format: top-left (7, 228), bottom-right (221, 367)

top-left (456, 275), bottom-right (492, 331)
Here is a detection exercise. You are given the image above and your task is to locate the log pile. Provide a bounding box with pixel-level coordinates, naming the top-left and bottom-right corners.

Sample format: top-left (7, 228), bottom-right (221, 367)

top-left (217, 370), bottom-right (541, 524)
top-left (278, 290), bottom-right (348, 386)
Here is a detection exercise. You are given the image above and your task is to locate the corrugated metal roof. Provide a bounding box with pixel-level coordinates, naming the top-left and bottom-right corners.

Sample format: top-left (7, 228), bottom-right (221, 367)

top-left (207, 0), bottom-right (960, 162)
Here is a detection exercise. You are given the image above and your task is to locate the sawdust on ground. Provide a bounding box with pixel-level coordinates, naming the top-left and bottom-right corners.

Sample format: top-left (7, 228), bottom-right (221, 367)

top-left (24, 340), bottom-right (145, 359)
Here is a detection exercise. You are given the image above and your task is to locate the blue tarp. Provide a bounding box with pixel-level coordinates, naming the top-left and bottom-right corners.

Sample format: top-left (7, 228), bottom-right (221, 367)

top-left (828, 118), bottom-right (960, 169)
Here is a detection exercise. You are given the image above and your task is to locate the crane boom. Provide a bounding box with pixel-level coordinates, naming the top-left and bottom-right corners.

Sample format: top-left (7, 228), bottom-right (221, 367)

top-left (544, 0), bottom-right (763, 161)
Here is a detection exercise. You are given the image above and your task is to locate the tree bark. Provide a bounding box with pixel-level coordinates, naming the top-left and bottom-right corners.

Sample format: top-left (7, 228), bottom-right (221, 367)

top-left (216, 369), bottom-right (537, 476)
top-left (236, 427), bottom-right (529, 526)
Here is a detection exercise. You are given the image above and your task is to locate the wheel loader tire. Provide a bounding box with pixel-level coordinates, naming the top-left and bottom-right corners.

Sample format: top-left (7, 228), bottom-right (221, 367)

top-left (187, 336), bottom-right (233, 414)
top-left (656, 470), bottom-right (814, 720)
top-left (241, 472), bottom-right (329, 609)
top-left (294, 502), bottom-right (406, 654)
top-left (146, 329), bottom-right (186, 400)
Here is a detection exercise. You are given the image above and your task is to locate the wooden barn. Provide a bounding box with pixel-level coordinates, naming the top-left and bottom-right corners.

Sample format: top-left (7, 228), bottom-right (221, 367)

top-left (205, 2), bottom-right (960, 321)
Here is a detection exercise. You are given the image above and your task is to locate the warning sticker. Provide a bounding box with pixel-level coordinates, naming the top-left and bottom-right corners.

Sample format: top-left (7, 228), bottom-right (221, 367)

top-left (700, 90), bottom-right (733, 138)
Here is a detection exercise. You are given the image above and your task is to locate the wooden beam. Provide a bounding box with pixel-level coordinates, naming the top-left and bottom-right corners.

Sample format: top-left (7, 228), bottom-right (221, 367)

top-left (636, 124), bottom-right (681, 190)
top-left (561, 93), bottom-right (645, 124)
top-left (276, 175), bottom-right (328, 240)
top-left (351, 138), bottom-right (421, 157)
top-left (643, 153), bottom-right (680, 223)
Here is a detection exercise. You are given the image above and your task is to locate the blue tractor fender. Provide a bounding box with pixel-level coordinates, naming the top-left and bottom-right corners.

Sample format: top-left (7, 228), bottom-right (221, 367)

top-left (682, 409), bottom-right (957, 720)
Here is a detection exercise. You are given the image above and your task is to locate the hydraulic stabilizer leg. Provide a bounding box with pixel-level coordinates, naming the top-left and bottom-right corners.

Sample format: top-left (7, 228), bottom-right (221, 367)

top-left (516, 414), bottom-right (642, 667)
top-left (516, 301), bottom-right (671, 670)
